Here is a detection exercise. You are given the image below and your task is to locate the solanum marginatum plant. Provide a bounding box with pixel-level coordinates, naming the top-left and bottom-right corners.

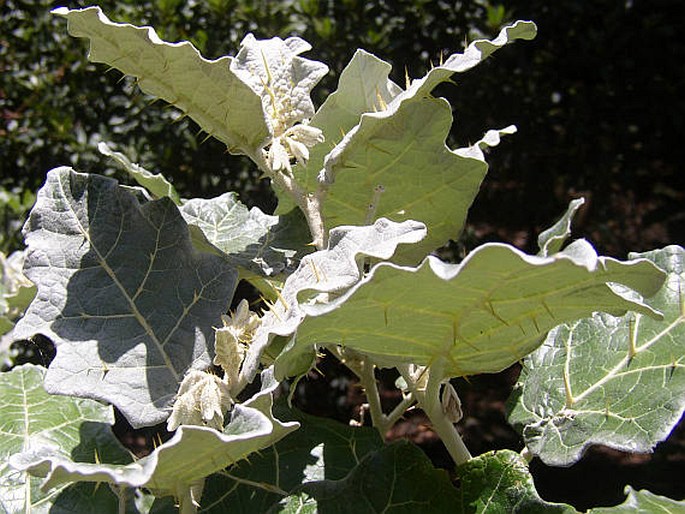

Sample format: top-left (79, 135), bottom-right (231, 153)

top-left (1, 6), bottom-right (683, 513)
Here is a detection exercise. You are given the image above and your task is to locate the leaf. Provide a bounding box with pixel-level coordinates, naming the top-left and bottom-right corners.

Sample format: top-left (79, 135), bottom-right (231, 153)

top-left (239, 217), bottom-right (427, 383)
top-left (588, 486), bottom-right (685, 513)
top-left (0, 364), bottom-right (134, 514)
top-left (291, 49), bottom-right (403, 196)
top-left (508, 245), bottom-right (685, 466)
top-left (11, 368), bottom-right (298, 500)
top-left (457, 450), bottom-right (577, 513)
top-left (13, 168), bottom-right (237, 427)
top-left (300, 440), bottom-right (459, 513)
top-left (179, 193), bottom-right (312, 279)
top-left (323, 99), bottom-right (514, 264)
top-left (311, 22), bottom-right (536, 263)
top-left (53, 6), bottom-right (269, 157)
top-left (98, 142), bottom-right (181, 205)
top-left (285, 240), bottom-right (666, 378)
top-left (197, 403), bottom-right (383, 513)
top-left (538, 198), bottom-right (585, 257)
top-left (230, 34), bottom-right (328, 135)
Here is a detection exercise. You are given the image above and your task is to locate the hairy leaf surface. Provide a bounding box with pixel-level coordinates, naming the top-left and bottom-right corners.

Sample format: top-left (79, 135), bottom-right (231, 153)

top-left (288, 240), bottom-right (665, 378)
top-left (14, 168), bottom-right (237, 427)
top-left (457, 450), bottom-right (577, 513)
top-left (242, 218), bottom-right (426, 382)
top-left (508, 245), bottom-right (685, 466)
top-left (11, 368), bottom-right (297, 500)
top-left (309, 22), bottom-right (536, 263)
top-left (179, 194), bottom-right (311, 279)
top-left (196, 404), bottom-right (382, 513)
top-left (53, 6), bottom-right (269, 157)
top-left (0, 364), bottom-right (133, 514)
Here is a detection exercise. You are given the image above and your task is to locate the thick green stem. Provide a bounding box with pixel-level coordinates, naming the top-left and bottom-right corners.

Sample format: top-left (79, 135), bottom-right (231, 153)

top-left (398, 364), bottom-right (472, 466)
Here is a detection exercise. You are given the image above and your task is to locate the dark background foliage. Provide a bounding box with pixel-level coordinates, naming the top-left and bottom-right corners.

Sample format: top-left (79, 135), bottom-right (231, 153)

top-left (2, 0), bottom-right (683, 510)
top-left (3, 0), bottom-right (682, 255)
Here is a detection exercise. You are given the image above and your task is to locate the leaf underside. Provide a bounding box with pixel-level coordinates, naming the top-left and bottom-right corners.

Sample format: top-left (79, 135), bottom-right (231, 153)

top-left (508, 245), bottom-right (685, 466)
top-left (290, 240), bottom-right (665, 378)
top-left (54, 6), bottom-right (269, 156)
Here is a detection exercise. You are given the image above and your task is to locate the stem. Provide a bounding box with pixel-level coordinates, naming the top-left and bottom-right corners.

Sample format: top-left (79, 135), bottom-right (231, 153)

top-left (356, 355), bottom-right (389, 437)
top-left (116, 486), bottom-right (127, 514)
top-left (398, 364), bottom-right (472, 466)
top-left (331, 347), bottom-right (388, 436)
top-left (254, 151), bottom-right (327, 250)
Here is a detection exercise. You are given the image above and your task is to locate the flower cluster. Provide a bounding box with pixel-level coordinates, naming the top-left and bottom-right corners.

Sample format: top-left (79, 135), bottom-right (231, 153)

top-left (265, 122), bottom-right (324, 174)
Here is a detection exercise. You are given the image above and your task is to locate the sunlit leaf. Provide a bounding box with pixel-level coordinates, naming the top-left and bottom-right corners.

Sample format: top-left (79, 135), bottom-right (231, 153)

top-left (0, 364), bottom-right (133, 514)
top-left (457, 450), bottom-right (577, 513)
top-left (286, 240), bottom-right (665, 378)
top-left (53, 6), bottom-right (269, 157)
top-left (508, 245), bottom-right (685, 466)
top-left (14, 168), bottom-right (237, 427)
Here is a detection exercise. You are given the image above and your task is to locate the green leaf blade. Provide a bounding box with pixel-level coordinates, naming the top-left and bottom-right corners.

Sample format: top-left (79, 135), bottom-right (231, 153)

top-left (508, 245), bottom-right (685, 466)
top-left (0, 364), bottom-right (132, 514)
top-left (12, 369), bottom-right (297, 500)
top-left (179, 193), bottom-right (312, 279)
top-left (457, 450), bottom-right (577, 513)
top-left (292, 241), bottom-right (665, 378)
top-left (14, 168), bottom-right (237, 427)
top-left (53, 6), bottom-right (269, 157)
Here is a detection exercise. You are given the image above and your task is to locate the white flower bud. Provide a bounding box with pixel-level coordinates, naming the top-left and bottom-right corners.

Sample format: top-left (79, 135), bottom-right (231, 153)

top-left (167, 370), bottom-right (232, 431)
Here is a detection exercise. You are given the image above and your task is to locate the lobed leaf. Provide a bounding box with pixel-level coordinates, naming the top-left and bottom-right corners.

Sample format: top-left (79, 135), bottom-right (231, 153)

top-left (197, 403), bottom-right (382, 513)
top-left (508, 245), bottom-right (685, 466)
top-left (11, 368), bottom-right (298, 501)
top-left (307, 21), bottom-right (536, 263)
top-left (240, 217), bottom-right (427, 382)
top-left (285, 240), bottom-right (665, 378)
top-left (14, 168), bottom-right (237, 427)
top-left (230, 34), bottom-right (328, 135)
top-left (0, 364), bottom-right (133, 514)
top-left (179, 193), bottom-right (312, 280)
top-left (53, 6), bottom-right (269, 157)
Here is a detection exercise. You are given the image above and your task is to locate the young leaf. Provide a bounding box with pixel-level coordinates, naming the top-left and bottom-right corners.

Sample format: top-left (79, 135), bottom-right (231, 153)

top-left (0, 364), bottom-right (133, 514)
top-left (508, 245), bottom-right (685, 466)
top-left (313, 21), bottom-right (536, 263)
top-left (230, 34), bottom-right (328, 137)
top-left (53, 6), bottom-right (269, 157)
top-left (285, 240), bottom-right (665, 379)
top-left (240, 218), bottom-right (427, 383)
top-left (13, 168), bottom-right (237, 427)
top-left (98, 142), bottom-right (181, 205)
top-left (11, 368), bottom-right (298, 502)
top-left (587, 486), bottom-right (685, 513)
top-left (457, 450), bottom-right (577, 513)
top-left (291, 49), bottom-right (403, 195)
top-left (179, 193), bottom-right (312, 279)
